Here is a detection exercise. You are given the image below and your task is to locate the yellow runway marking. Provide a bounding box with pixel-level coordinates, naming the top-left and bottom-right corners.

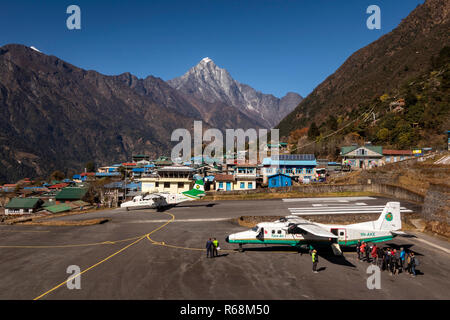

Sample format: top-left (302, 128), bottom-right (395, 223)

top-left (0, 235), bottom-right (143, 249)
top-left (33, 212), bottom-right (175, 300)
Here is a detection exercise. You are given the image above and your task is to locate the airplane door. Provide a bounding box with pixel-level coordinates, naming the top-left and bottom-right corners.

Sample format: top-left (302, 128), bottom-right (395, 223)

top-left (338, 229), bottom-right (346, 244)
top-left (256, 228), bottom-right (264, 241)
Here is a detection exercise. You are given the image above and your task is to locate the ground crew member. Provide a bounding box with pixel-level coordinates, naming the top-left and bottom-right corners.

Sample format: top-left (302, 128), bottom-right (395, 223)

top-left (206, 238), bottom-right (213, 258)
top-left (312, 249), bottom-right (319, 273)
top-left (212, 238), bottom-right (219, 257)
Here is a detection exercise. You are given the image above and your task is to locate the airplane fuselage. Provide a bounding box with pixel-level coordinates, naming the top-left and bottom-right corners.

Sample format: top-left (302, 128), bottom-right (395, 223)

top-left (226, 221), bottom-right (394, 247)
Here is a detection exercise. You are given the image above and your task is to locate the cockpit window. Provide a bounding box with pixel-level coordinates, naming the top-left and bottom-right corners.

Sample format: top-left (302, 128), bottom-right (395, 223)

top-left (251, 226), bottom-right (259, 232)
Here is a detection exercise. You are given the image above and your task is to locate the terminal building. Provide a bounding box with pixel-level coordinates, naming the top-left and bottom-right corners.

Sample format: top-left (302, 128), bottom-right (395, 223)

top-left (262, 154), bottom-right (317, 184)
top-left (139, 166), bottom-right (195, 194)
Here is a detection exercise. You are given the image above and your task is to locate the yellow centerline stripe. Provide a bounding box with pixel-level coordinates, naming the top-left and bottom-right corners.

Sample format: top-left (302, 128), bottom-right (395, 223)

top-left (33, 212), bottom-right (175, 300)
top-left (0, 235), bottom-right (144, 249)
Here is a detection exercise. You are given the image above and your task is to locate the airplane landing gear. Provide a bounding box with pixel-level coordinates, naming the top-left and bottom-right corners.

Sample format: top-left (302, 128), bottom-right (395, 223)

top-left (238, 244), bottom-right (244, 252)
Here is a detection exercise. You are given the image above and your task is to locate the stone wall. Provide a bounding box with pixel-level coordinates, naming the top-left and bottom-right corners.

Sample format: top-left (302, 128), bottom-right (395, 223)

top-left (209, 183), bottom-right (425, 204)
top-left (421, 183), bottom-right (450, 223)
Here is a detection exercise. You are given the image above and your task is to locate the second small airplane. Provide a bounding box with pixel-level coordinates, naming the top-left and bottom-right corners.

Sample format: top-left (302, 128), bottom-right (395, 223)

top-left (121, 179), bottom-right (205, 210)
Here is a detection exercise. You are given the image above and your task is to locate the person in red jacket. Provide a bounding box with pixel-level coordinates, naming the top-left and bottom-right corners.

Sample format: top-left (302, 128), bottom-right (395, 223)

top-left (360, 242), bottom-right (366, 261)
top-left (371, 244), bottom-right (378, 264)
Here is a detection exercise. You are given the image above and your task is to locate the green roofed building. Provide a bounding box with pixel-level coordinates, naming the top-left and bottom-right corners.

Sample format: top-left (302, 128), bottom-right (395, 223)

top-left (340, 144), bottom-right (383, 170)
top-left (55, 187), bottom-right (88, 202)
top-left (5, 197), bottom-right (43, 215)
top-left (45, 204), bottom-right (72, 214)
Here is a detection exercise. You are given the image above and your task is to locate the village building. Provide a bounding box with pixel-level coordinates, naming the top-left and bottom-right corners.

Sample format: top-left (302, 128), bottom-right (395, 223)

top-left (340, 144), bottom-right (383, 169)
top-left (4, 197), bottom-right (44, 215)
top-left (139, 166), bottom-right (194, 194)
top-left (55, 187), bottom-right (89, 203)
top-left (234, 164), bottom-right (257, 190)
top-left (382, 149), bottom-right (413, 164)
top-left (262, 154), bottom-right (317, 184)
top-left (267, 173), bottom-right (293, 188)
top-left (264, 142), bottom-right (289, 153)
top-left (214, 174), bottom-right (236, 191)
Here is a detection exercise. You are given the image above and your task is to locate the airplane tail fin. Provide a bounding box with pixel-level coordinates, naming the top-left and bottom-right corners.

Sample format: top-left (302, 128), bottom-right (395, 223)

top-left (374, 202), bottom-right (402, 231)
top-left (182, 179), bottom-right (205, 199)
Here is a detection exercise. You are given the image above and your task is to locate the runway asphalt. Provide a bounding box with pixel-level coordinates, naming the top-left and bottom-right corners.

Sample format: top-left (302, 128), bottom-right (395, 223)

top-left (0, 196), bottom-right (448, 300)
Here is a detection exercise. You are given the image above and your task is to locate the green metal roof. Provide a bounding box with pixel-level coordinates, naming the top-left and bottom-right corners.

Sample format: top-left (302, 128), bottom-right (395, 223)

top-left (341, 145), bottom-right (382, 155)
top-left (45, 204), bottom-right (72, 214)
top-left (5, 198), bottom-right (42, 209)
top-left (55, 187), bottom-right (88, 200)
top-left (43, 200), bottom-right (56, 207)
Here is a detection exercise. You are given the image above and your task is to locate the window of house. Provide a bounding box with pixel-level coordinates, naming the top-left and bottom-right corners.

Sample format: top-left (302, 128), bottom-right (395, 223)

top-left (386, 156), bottom-right (391, 162)
top-left (248, 182), bottom-right (253, 189)
top-left (286, 168), bottom-right (293, 174)
top-left (357, 148), bottom-right (366, 155)
top-left (306, 168), bottom-right (312, 174)
top-left (155, 182), bottom-right (159, 187)
top-left (219, 182), bottom-right (223, 189)
top-left (164, 182), bottom-right (170, 188)
top-left (240, 182), bottom-right (245, 189)
top-left (178, 182), bottom-right (184, 188)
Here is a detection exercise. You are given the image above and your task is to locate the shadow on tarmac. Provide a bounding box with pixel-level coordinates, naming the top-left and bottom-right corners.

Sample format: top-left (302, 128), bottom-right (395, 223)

top-left (237, 245), bottom-right (357, 268)
top-left (175, 203), bottom-right (218, 208)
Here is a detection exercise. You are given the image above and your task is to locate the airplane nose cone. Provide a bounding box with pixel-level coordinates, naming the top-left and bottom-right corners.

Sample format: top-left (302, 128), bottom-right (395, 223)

top-left (225, 236), bottom-right (229, 243)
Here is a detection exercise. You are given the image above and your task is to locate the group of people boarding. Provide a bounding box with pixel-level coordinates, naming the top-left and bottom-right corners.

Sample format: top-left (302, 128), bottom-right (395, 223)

top-left (356, 241), bottom-right (419, 277)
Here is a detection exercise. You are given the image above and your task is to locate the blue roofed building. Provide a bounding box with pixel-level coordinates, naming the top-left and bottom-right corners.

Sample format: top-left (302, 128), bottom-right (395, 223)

top-left (267, 173), bottom-right (293, 188)
top-left (262, 154), bottom-right (317, 184)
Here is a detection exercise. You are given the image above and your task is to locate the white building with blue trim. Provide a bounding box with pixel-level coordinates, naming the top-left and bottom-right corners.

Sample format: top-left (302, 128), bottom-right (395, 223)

top-left (262, 154), bottom-right (317, 184)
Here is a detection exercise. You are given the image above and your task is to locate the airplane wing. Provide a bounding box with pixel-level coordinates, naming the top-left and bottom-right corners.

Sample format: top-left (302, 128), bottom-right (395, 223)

top-left (285, 217), bottom-right (338, 238)
top-left (296, 223), bottom-right (338, 238)
top-left (143, 193), bottom-right (165, 200)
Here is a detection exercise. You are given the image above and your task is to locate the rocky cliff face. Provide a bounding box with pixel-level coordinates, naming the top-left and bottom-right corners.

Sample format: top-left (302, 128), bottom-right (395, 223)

top-left (168, 58), bottom-right (302, 128)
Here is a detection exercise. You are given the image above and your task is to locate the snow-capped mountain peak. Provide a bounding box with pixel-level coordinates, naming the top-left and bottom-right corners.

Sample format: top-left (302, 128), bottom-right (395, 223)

top-left (168, 59), bottom-right (302, 128)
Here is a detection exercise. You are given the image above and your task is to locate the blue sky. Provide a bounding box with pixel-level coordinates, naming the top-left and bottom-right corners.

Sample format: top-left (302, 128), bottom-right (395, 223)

top-left (0, 0), bottom-right (423, 98)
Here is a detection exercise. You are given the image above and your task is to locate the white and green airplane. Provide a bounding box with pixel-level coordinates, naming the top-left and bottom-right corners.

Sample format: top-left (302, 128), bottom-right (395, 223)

top-left (121, 179), bottom-right (205, 210)
top-left (226, 202), bottom-right (404, 255)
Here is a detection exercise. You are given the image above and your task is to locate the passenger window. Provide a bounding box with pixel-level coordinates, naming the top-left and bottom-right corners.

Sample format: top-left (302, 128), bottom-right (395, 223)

top-left (271, 230), bottom-right (275, 234)
top-left (340, 232), bottom-right (344, 236)
top-left (277, 230), bottom-right (282, 234)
